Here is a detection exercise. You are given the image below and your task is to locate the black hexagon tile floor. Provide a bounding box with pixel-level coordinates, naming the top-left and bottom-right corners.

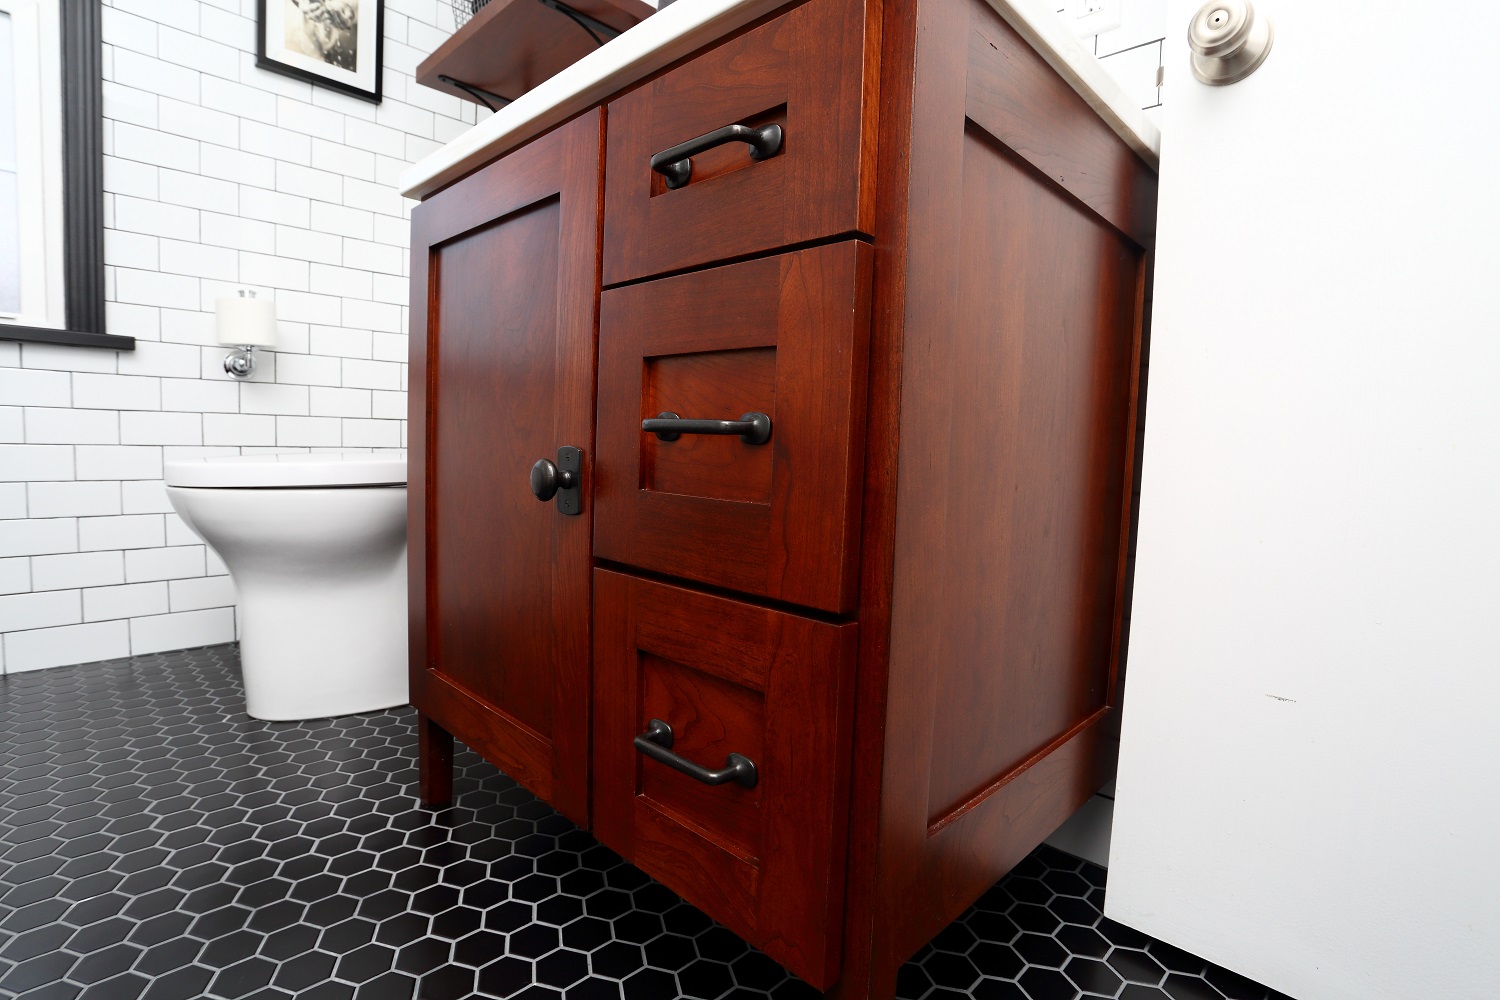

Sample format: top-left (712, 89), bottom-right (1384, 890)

top-left (0, 644), bottom-right (1286, 1000)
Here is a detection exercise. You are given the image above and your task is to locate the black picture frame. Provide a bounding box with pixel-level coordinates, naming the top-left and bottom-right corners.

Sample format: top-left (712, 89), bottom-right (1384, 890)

top-left (256, 0), bottom-right (386, 105)
top-left (0, 2), bottom-right (132, 351)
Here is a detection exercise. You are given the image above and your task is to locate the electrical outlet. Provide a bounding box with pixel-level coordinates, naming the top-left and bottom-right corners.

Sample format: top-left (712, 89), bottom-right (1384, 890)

top-left (1067, 0), bottom-right (1122, 37)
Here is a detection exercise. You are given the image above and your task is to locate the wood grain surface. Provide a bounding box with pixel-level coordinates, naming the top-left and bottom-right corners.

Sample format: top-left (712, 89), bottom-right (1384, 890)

top-left (602, 0), bottom-right (879, 284)
top-left (408, 111), bottom-right (605, 827)
top-left (855, 0), bottom-right (1156, 973)
top-left (592, 569), bottom-right (859, 989)
top-left (594, 242), bottom-right (872, 615)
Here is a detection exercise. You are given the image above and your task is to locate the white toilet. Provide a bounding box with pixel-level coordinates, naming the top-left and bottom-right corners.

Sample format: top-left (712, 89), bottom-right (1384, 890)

top-left (164, 451), bottom-right (409, 721)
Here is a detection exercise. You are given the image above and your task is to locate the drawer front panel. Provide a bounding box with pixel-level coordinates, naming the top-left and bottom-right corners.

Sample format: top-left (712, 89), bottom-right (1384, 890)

top-left (602, 0), bottom-right (875, 285)
top-left (592, 569), bottom-right (858, 989)
top-left (594, 242), bottom-right (872, 614)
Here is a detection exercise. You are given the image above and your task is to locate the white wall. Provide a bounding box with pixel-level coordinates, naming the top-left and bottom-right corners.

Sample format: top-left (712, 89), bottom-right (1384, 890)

top-left (0, 0), bottom-right (476, 672)
top-left (1109, 3), bottom-right (1500, 998)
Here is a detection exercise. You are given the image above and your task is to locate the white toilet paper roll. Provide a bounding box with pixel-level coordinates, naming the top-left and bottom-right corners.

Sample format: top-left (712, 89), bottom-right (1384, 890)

top-left (216, 294), bottom-right (278, 347)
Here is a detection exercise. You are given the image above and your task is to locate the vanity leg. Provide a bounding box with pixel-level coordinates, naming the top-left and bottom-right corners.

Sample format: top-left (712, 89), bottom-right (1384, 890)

top-left (417, 712), bottom-right (454, 808)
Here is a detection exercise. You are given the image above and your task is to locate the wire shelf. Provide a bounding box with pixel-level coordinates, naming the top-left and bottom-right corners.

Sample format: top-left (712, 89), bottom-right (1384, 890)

top-left (449, 0), bottom-right (492, 29)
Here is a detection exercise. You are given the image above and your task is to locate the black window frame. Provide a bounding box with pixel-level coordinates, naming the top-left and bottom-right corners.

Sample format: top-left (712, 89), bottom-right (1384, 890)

top-left (1, 1), bottom-right (133, 351)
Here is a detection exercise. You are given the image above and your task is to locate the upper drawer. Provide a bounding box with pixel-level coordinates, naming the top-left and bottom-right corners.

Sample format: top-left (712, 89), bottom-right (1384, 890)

top-left (601, 0), bottom-right (876, 285)
top-left (593, 242), bottom-right (872, 615)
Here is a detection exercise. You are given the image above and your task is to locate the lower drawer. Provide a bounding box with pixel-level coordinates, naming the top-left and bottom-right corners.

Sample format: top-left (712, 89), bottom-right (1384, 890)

top-left (591, 569), bottom-right (858, 989)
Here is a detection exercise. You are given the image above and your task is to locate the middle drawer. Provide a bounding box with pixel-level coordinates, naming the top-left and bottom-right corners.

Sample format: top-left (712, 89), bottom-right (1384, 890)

top-left (593, 241), bottom-right (872, 615)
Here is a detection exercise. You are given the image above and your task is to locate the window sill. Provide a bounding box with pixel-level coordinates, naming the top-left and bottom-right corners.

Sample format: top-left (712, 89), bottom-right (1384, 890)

top-left (0, 325), bottom-right (135, 350)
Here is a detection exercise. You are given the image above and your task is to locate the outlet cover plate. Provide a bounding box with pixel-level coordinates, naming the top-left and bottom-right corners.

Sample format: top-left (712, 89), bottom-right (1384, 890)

top-left (1066, 0), bottom-right (1123, 37)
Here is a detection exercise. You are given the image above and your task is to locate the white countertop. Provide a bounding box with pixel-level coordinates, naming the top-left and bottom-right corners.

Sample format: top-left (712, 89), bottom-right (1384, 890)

top-left (399, 0), bottom-right (1161, 200)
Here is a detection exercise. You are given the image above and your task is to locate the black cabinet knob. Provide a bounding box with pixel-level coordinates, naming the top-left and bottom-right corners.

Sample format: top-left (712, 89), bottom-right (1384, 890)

top-left (530, 458), bottom-right (574, 501)
top-left (530, 447), bottom-right (583, 515)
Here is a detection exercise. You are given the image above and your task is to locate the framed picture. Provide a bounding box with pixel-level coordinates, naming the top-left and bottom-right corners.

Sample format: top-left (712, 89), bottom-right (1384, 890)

top-left (256, 0), bottom-right (385, 103)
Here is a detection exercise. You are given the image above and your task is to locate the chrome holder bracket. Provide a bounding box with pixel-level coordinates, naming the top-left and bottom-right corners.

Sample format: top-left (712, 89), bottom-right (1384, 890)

top-left (223, 346), bottom-right (258, 380)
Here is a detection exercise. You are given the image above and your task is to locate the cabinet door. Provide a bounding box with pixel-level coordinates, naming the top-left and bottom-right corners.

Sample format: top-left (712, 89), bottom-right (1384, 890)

top-left (409, 111), bottom-right (602, 826)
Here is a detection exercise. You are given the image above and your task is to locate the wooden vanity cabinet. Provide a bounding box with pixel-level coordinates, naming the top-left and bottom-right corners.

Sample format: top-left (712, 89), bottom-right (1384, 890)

top-left (408, 0), bottom-right (1156, 993)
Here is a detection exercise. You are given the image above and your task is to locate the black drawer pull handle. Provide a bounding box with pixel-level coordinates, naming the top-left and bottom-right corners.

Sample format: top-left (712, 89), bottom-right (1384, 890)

top-left (633, 719), bottom-right (759, 789)
top-left (649, 123), bottom-right (783, 190)
top-left (642, 411), bottom-right (772, 445)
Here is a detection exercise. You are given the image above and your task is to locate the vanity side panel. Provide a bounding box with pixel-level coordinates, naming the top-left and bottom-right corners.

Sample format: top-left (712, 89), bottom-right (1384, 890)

top-left (870, 0), bottom-right (1157, 969)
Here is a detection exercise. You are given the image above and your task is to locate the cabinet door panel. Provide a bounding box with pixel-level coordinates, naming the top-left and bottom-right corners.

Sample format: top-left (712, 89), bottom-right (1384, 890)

top-left (592, 569), bottom-right (857, 989)
top-left (409, 111), bottom-right (602, 826)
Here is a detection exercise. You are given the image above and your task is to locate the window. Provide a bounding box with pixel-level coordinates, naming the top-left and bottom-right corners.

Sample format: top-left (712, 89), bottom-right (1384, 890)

top-left (0, 1), bottom-right (131, 350)
top-left (0, 0), bottom-right (65, 328)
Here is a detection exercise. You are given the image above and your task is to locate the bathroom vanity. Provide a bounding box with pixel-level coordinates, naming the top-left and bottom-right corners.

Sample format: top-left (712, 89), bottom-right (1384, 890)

top-left (402, 0), bottom-right (1157, 994)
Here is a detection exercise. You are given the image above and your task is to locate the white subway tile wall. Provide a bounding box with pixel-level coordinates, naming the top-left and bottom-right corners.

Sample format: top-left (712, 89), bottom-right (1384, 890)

top-left (0, 0), bottom-right (470, 673)
top-left (4, 1), bottom-right (1162, 675)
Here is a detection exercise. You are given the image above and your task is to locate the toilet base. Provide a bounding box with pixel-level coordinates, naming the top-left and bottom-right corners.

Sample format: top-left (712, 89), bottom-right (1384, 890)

top-left (238, 549), bottom-right (408, 721)
top-left (166, 484), bottom-right (409, 722)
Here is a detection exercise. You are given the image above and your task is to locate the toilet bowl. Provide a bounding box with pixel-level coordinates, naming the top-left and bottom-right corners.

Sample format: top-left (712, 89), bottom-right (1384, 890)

top-left (164, 451), bottom-right (409, 721)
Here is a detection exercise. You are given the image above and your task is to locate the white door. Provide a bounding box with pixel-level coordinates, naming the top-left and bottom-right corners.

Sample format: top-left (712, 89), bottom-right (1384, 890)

top-left (1108, 3), bottom-right (1500, 999)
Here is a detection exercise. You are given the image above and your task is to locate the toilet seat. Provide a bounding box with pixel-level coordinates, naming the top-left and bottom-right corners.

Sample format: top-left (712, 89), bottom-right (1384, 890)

top-left (164, 451), bottom-right (406, 489)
